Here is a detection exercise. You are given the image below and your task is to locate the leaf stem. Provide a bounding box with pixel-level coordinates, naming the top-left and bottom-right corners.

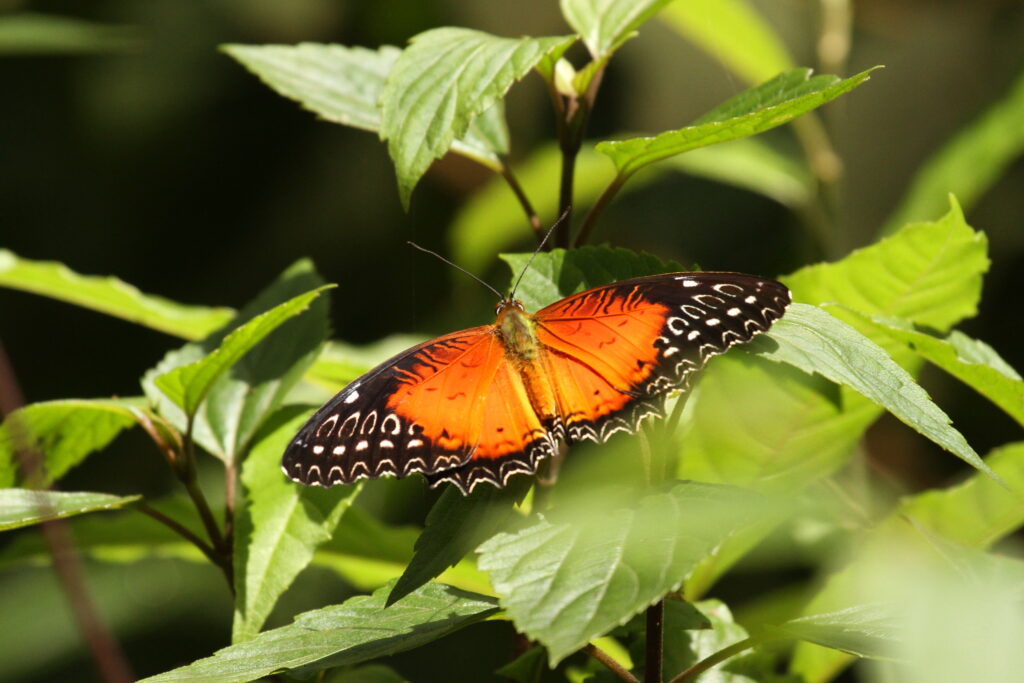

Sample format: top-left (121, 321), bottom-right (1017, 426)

top-left (500, 165), bottom-right (544, 240)
top-left (583, 643), bottom-right (640, 683)
top-left (135, 502), bottom-right (219, 564)
top-left (668, 635), bottom-right (762, 683)
top-left (574, 172), bottom-right (627, 247)
top-left (646, 600), bottom-right (665, 683)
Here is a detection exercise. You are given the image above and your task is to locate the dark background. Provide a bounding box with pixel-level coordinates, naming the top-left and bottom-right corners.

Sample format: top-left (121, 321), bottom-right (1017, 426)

top-left (1, 1), bottom-right (1023, 680)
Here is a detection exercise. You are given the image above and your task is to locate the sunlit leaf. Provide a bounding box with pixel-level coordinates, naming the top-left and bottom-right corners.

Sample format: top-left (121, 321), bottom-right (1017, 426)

top-left (0, 489), bottom-right (140, 531)
top-left (766, 603), bottom-right (900, 661)
top-left (597, 68), bottom-right (877, 177)
top-left (561, 0), bottom-right (674, 58)
top-left (142, 582), bottom-right (498, 682)
top-left (0, 249), bottom-right (232, 340)
top-left (0, 12), bottom-right (137, 54)
top-left (0, 398), bottom-right (144, 487)
top-left (232, 407), bottom-right (360, 643)
top-left (380, 28), bottom-right (573, 206)
top-left (477, 482), bottom-right (772, 665)
top-left (759, 304), bottom-right (993, 479)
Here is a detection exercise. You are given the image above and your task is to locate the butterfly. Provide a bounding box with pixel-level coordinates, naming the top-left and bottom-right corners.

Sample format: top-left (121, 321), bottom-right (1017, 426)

top-left (283, 272), bottom-right (790, 493)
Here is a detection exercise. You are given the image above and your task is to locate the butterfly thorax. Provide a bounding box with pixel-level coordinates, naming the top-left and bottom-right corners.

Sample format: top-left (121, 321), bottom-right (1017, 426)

top-left (495, 298), bottom-right (539, 362)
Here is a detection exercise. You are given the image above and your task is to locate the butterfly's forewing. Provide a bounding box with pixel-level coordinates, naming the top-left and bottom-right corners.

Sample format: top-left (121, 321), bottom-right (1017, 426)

top-left (532, 272), bottom-right (791, 443)
top-left (283, 327), bottom-right (502, 486)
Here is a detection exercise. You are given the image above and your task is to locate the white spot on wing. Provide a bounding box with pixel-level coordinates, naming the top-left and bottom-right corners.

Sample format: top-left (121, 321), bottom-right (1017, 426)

top-left (344, 391), bottom-right (359, 404)
top-left (312, 445), bottom-right (324, 455)
top-left (333, 446), bottom-right (345, 456)
top-left (727, 307), bottom-right (741, 316)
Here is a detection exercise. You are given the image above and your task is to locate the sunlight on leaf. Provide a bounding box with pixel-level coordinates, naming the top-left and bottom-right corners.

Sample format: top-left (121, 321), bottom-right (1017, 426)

top-left (0, 249), bottom-right (233, 340)
top-left (143, 582), bottom-right (498, 682)
top-left (0, 398), bottom-right (144, 487)
top-left (477, 482), bottom-right (774, 665)
top-left (597, 68), bottom-right (877, 177)
top-left (232, 407), bottom-right (360, 643)
top-left (760, 303), bottom-right (995, 479)
top-left (380, 28), bottom-right (573, 206)
top-left (561, 0), bottom-right (674, 58)
top-left (0, 489), bottom-right (140, 531)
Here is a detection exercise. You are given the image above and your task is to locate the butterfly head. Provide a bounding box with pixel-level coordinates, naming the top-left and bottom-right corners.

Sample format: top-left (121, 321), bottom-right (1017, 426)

top-left (495, 298), bottom-right (539, 361)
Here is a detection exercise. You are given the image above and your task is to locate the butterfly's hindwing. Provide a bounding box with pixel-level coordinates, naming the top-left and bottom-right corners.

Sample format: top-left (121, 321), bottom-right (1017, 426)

top-left (533, 272), bottom-right (790, 445)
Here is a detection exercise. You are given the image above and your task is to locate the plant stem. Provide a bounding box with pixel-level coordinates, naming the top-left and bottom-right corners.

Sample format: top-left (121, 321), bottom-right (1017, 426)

top-left (575, 172), bottom-right (627, 247)
top-left (646, 600), bottom-right (665, 683)
top-left (583, 643), bottom-right (640, 683)
top-left (135, 502), bottom-right (218, 563)
top-left (668, 636), bottom-right (761, 683)
top-left (556, 144), bottom-right (579, 248)
top-left (501, 165), bottom-right (544, 240)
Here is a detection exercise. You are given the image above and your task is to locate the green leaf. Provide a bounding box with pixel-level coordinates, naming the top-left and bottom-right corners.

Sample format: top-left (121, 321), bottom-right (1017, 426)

top-left (223, 42), bottom-right (508, 175)
top-left (142, 582), bottom-right (499, 682)
top-left (899, 442), bottom-right (1024, 548)
top-left (154, 285), bottom-right (331, 418)
top-left (765, 603), bottom-right (900, 661)
top-left (0, 249), bottom-right (233, 340)
top-left (883, 68), bottom-right (1024, 234)
top-left (379, 28), bottom-right (574, 206)
top-left (560, 0), bottom-right (674, 58)
top-left (477, 482), bottom-right (772, 665)
top-left (388, 481), bottom-right (524, 606)
top-left (785, 196), bottom-right (989, 332)
top-left (223, 43), bottom-right (400, 133)
top-left (144, 261), bottom-right (332, 463)
top-left (232, 406), bottom-right (360, 643)
top-left (758, 303), bottom-right (994, 479)
top-left (0, 398), bottom-right (144, 487)
top-left (596, 68), bottom-right (878, 178)
top-left (658, 0), bottom-right (795, 86)
top-left (864, 317), bottom-right (1024, 428)
top-left (0, 489), bottom-right (140, 531)
top-left (0, 12), bottom-right (137, 54)
top-left (500, 245), bottom-right (683, 311)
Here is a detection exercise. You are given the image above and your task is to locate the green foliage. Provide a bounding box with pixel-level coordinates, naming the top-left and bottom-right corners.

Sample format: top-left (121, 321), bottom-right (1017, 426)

top-left (3, 2), bottom-right (1023, 683)
top-left (0, 489), bottom-right (141, 531)
top-left (142, 582), bottom-right (498, 682)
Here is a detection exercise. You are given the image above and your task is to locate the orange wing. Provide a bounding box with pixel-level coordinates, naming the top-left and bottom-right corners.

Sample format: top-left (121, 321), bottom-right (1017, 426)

top-left (282, 326), bottom-right (557, 493)
top-left (533, 272), bottom-right (791, 443)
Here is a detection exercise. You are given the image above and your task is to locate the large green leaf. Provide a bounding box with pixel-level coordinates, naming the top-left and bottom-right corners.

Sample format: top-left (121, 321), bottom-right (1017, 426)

top-left (658, 0), bottom-right (794, 86)
top-left (883, 68), bottom-right (1024, 234)
top-left (0, 398), bottom-right (145, 487)
top-left (379, 27), bottom-right (573, 206)
top-left (766, 603), bottom-right (900, 661)
top-left (785, 196), bottom-right (988, 332)
top-left (0, 249), bottom-right (232, 340)
top-left (142, 582), bottom-right (499, 682)
top-left (153, 286), bottom-right (331, 418)
top-left (144, 261), bottom-right (331, 463)
top-left (759, 304), bottom-right (993, 478)
top-left (232, 407), bottom-right (360, 643)
top-left (561, 0), bottom-right (674, 58)
top-left (221, 43), bottom-right (506, 169)
top-left (597, 68), bottom-right (877, 178)
top-left (0, 489), bottom-right (140, 531)
top-left (477, 482), bottom-right (772, 665)
top-left (864, 317), bottom-right (1024, 428)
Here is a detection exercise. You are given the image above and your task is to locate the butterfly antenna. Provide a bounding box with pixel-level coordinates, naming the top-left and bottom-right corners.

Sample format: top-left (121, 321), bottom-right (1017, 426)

top-left (509, 206), bottom-right (569, 301)
top-left (407, 241), bottom-right (504, 301)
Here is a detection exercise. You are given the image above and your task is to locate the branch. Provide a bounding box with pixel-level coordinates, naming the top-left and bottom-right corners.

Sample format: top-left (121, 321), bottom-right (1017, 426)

top-left (574, 172), bottom-right (627, 247)
top-left (667, 636), bottom-right (762, 683)
top-left (583, 643), bottom-right (640, 683)
top-left (500, 165), bottom-right (544, 240)
top-left (646, 600), bottom-right (665, 683)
